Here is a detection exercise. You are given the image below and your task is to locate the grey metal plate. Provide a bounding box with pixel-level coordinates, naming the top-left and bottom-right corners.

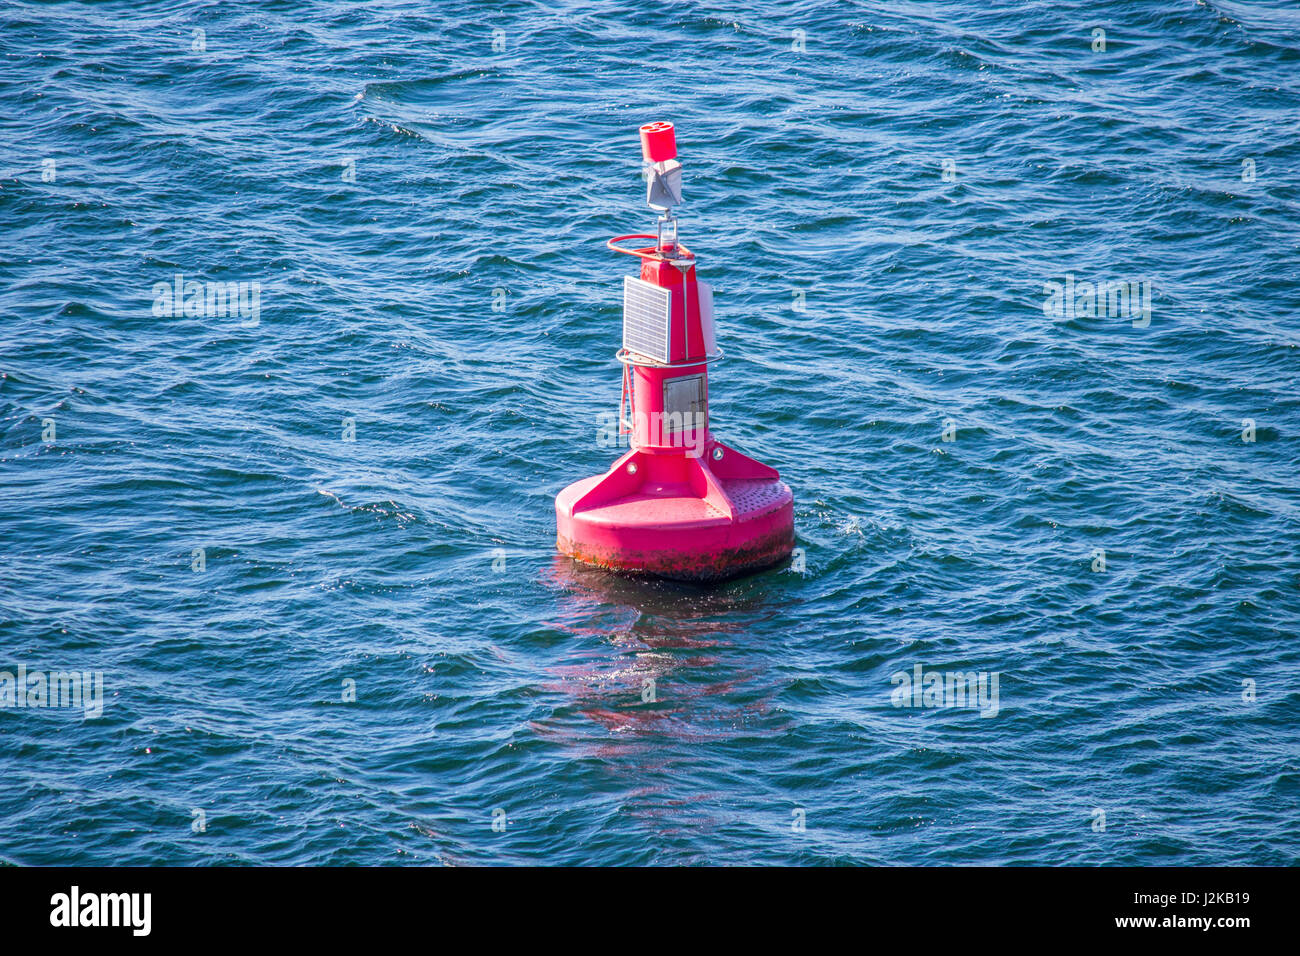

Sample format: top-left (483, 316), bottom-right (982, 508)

top-left (662, 373), bottom-right (706, 433)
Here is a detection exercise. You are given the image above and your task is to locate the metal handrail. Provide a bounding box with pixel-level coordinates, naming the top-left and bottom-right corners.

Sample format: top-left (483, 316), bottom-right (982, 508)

top-left (606, 234), bottom-right (695, 263)
top-left (615, 346), bottom-right (723, 369)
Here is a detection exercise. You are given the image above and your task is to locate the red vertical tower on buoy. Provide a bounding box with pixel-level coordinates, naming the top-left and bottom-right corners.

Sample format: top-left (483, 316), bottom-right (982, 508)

top-left (555, 122), bottom-right (795, 581)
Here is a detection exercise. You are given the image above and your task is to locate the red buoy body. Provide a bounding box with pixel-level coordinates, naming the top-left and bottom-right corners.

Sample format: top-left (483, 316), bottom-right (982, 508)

top-left (555, 124), bottom-right (795, 582)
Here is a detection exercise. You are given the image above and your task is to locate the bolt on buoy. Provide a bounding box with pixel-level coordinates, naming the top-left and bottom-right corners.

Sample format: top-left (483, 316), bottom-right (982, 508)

top-left (554, 122), bottom-right (795, 581)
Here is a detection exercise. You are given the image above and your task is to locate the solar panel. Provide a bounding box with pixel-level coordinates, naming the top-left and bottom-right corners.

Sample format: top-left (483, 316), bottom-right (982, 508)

top-left (623, 276), bottom-right (672, 364)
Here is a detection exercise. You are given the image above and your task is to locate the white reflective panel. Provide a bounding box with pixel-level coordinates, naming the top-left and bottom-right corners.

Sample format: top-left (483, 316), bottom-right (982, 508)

top-left (623, 276), bottom-right (672, 364)
top-left (696, 281), bottom-right (716, 355)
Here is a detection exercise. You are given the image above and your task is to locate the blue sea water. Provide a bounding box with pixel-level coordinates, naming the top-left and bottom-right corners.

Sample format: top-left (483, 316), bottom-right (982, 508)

top-left (1, 0), bottom-right (1298, 866)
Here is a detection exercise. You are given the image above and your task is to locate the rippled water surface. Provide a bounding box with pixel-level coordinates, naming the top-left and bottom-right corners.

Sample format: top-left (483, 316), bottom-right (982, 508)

top-left (2, 0), bottom-right (1298, 865)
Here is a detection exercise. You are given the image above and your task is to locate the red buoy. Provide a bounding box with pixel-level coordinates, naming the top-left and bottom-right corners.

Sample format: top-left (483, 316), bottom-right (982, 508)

top-left (555, 123), bottom-right (795, 582)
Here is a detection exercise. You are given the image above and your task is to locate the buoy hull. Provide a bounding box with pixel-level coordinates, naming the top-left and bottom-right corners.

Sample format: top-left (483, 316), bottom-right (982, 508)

top-left (555, 443), bottom-right (795, 582)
